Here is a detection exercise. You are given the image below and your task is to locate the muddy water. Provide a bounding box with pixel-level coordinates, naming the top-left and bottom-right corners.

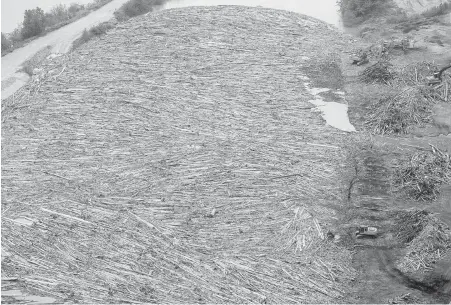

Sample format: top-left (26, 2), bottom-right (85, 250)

top-left (162, 0), bottom-right (343, 29)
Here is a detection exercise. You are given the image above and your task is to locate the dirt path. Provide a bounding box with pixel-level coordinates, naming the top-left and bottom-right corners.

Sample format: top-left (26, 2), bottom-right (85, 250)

top-left (1, 0), bottom-right (130, 100)
top-left (334, 143), bottom-right (451, 303)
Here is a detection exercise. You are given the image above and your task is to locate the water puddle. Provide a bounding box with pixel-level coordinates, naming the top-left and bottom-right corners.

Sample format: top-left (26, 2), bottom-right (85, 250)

top-left (309, 99), bottom-right (357, 132)
top-left (304, 82), bottom-right (356, 132)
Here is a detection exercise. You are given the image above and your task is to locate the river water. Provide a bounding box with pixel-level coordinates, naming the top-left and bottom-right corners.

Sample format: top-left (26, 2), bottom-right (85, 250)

top-left (162, 0), bottom-right (343, 29)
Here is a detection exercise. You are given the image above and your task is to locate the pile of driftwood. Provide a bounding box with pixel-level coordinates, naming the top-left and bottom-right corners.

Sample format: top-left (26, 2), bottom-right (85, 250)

top-left (2, 6), bottom-right (356, 303)
top-left (393, 210), bottom-right (430, 243)
top-left (392, 145), bottom-right (451, 201)
top-left (397, 61), bottom-right (450, 103)
top-left (364, 61), bottom-right (450, 134)
top-left (360, 60), bottom-right (395, 84)
top-left (365, 86), bottom-right (433, 135)
top-left (395, 210), bottom-right (451, 274)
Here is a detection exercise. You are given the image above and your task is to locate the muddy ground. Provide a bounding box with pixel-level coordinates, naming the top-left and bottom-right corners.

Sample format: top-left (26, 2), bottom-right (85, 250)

top-left (332, 7), bottom-right (451, 304)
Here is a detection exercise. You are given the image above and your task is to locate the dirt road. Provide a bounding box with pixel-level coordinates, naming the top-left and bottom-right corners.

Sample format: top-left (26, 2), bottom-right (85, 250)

top-left (1, 0), bottom-right (130, 100)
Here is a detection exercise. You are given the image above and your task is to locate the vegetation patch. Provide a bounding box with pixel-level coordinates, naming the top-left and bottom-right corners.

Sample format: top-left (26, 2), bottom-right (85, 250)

top-left (392, 146), bottom-right (451, 201)
top-left (71, 0), bottom-right (168, 49)
top-left (114, 0), bottom-right (165, 21)
top-left (72, 22), bottom-right (116, 50)
top-left (338, 0), bottom-right (391, 26)
top-left (19, 46), bottom-right (52, 77)
top-left (1, 33), bottom-right (12, 53)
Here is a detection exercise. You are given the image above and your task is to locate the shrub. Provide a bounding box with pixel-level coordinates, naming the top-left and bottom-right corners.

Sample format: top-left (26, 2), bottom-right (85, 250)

top-left (72, 22), bottom-right (115, 50)
top-left (9, 27), bottom-right (23, 43)
top-left (21, 64), bottom-right (34, 77)
top-left (19, 45), bottom-right (52, 76)
top-left (81, 29), bottom-right (92, 41)
top-left (68, 3), bottom-right (85, 15)
top-left (1, 33), bottom-right (12, 52)
top-left (51, 4), bottom-right (70, 23)
top-left (89, 22), bottom-right (115, 35)
top-left (21, 7), bottom-right (46, 39)
top-left (44, 4), bottom-right (84, 30)
top-left (114, 0), bottom-right (165, 21)
top-left (86, 0), bottom-right (114, 10)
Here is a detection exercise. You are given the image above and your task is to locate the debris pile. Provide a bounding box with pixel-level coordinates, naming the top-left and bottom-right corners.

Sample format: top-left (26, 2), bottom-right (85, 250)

top-left (1, 6), bottom-right (355, 303)
top-left (360, 60), bottom-right (395, 84)
top-left (396, 61), bottom-right (451, 103)
top-left (365, 86), bottom-right (433, 135)
top-left (393, 210), bottom-right (430, 243)
top-left (392, 146), bottom-right (451, 200)
top-left (394, 210), bottom-right (451, 275)
top-left (362, 61), bottom-right (450, 135)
